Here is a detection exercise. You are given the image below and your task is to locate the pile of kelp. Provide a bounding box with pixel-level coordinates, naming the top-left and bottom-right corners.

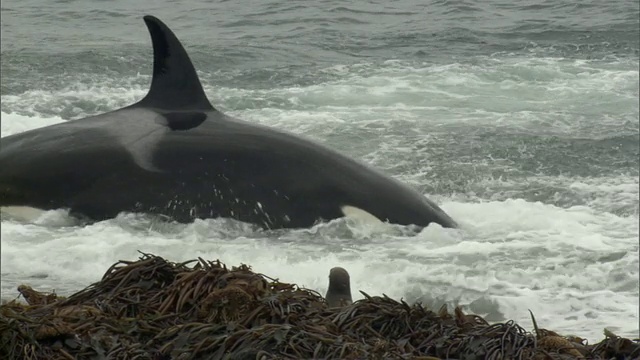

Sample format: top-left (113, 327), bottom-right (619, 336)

top-left (1, 253), bottom-right (638, 360)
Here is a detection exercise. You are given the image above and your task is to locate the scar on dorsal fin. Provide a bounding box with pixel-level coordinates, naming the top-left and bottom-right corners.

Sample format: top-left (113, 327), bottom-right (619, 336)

top-left (136, 15), bottom-right (215, 111)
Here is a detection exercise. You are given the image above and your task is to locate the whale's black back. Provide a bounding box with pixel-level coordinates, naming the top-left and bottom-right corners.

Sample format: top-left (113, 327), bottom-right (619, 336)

top-left (0, 15), bottom-right (458, 230)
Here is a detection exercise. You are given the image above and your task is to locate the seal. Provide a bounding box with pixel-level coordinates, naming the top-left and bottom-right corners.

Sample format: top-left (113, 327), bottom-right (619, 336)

top-left (0, 15), bottom-right (458, 230)
top-left (325, 267), bottom-right (353, 307)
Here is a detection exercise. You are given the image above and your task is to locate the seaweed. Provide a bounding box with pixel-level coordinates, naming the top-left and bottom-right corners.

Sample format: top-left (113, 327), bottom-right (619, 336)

top-left (1, 252), bottom-right (638, 359)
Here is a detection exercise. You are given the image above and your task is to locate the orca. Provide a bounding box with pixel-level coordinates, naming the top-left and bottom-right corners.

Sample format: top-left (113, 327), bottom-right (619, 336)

top-left (0, 15), bottom-right (458, 230)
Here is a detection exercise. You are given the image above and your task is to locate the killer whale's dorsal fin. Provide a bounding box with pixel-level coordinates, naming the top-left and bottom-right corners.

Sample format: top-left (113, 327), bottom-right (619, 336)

top-left (137, 15), bottom-right (215, 111)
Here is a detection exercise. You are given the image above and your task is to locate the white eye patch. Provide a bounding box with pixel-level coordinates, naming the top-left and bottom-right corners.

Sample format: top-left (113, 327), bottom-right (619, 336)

top-left (340, 205), bottom-right (383, 224)
top-left (1, 206), bottom-right (47, 222)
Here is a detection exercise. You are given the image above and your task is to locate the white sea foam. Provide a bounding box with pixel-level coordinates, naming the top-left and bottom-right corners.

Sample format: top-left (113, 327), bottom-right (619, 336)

top-left (1, 196), bottom-right (637, 341)
top-left (1, 112), bottom-right (66, 136)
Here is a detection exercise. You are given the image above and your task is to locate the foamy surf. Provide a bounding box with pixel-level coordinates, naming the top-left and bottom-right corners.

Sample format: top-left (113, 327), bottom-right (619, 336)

top-left (1, 194), bottom-right (637, 341)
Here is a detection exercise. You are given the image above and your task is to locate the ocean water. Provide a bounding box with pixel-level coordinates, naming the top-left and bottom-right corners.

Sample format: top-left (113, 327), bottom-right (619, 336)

top-left (1, 0), bottom-right (638, 343)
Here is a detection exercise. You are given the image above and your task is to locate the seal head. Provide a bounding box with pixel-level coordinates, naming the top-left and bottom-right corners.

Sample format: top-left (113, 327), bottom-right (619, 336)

top-left (325, 267), bottom-right (352, 307)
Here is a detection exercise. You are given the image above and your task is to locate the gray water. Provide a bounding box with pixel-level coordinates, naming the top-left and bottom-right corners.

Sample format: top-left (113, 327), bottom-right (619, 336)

top-left (1, 0), bottom-right (639, 342)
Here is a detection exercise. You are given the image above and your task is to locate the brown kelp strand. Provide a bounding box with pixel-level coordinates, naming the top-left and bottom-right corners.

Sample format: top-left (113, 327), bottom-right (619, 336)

top-left (1, 252), bottom-right (638, 360)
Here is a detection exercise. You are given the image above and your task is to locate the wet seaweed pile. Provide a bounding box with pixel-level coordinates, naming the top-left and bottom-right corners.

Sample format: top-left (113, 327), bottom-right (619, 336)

top-left (1, 253), bottom-right (638, 359)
